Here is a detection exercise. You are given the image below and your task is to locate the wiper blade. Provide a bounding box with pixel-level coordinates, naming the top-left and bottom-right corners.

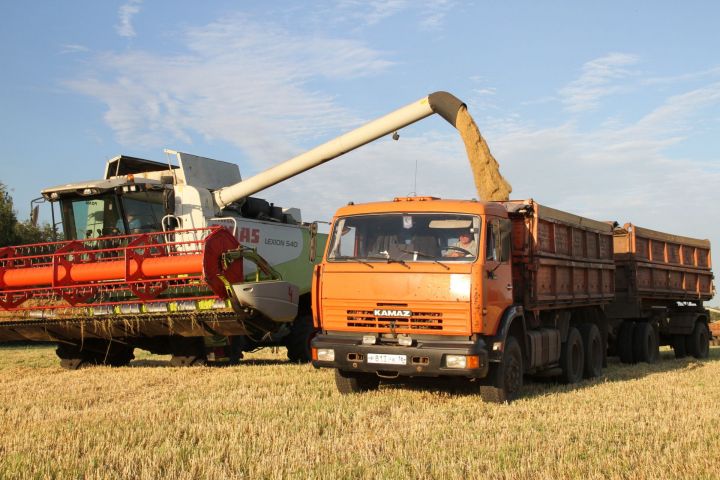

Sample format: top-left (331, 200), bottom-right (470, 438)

top-left (397, 248), bottom-right (450, 270)
top-left (331, 256), bottom-right (374, 268)
top-left (373, 252), bottom-right (410, 269)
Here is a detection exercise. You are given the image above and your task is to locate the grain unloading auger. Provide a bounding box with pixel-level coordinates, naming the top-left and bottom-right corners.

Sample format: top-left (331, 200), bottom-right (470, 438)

top-left (0, 91), bottom-right (469, 368)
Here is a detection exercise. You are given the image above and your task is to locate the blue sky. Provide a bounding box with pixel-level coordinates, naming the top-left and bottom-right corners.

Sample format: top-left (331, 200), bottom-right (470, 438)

top-left (1, 1), bottom-right (719, 300)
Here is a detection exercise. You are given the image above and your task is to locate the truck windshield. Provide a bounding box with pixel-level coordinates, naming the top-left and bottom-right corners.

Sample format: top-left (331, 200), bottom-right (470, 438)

top-left (60, 194), bottom-right (123, 240)
top-left (327, 213), bottom-right (481, 262)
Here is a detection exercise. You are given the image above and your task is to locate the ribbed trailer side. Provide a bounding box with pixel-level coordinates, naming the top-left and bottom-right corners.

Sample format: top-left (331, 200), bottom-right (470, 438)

top-left (503, 200), bottom-right (615, 312)
top-left (612, 223), bottom-right (713, 305)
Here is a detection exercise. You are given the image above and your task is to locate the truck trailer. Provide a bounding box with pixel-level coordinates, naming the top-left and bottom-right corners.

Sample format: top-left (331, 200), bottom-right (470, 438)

top-left (310, 197), bottom-right (714, 401)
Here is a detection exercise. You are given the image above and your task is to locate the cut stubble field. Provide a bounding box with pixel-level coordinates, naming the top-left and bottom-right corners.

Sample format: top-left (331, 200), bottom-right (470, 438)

top-left (0, 345), bottom-right (719, 479)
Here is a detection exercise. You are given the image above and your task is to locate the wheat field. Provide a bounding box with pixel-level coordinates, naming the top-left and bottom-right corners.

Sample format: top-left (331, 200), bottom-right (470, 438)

top-left (0, 344), bottom-right (718, 479)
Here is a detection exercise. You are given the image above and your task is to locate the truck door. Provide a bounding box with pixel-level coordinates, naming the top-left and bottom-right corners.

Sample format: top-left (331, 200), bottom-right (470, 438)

top-left (484, 216), bottom-right (513, 333)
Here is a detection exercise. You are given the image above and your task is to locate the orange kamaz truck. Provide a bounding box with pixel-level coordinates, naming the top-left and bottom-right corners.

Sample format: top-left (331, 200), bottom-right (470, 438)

top-left (310, 197), bottom-right (714, 401)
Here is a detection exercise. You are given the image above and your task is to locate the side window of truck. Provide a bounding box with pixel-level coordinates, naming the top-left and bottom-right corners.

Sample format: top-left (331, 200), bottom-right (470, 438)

top-left (486, 218), bottom-right (512, 262)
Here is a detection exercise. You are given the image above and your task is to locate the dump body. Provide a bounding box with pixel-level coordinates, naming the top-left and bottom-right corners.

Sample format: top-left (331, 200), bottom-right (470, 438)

top-left (503, 200), bottom-right (615, 312)
top-left (611, 223), bottom-right (713, 309)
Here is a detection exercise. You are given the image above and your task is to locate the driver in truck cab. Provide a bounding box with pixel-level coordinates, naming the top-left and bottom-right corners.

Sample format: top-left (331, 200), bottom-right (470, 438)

top-left (447, 229), bottom-right (476, 257)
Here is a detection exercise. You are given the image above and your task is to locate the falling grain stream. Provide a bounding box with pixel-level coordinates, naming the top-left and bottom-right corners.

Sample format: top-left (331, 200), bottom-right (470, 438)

top-left (455, 106), bottom-right (512, 201)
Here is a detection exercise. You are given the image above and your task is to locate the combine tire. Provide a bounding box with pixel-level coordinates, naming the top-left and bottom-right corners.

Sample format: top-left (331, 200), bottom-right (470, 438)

top-left (479, 336), bottom-right (523, 403)
top-left (632, 322), bottom-right (659, 364)
top-left (579, 323), bottom-right (603, 378)
top-left (686, 322), bottom-right (710, 359)
top-left (560, 327), bottom-right (584, 384)
top-left (618, 321), bottom-right (636, 364)
top-left (334, 369), bottom-right (380, 394)
top-left (286, 313), bottom-right (317, 363)
top-left (672, 335), bottom-right (687, 359)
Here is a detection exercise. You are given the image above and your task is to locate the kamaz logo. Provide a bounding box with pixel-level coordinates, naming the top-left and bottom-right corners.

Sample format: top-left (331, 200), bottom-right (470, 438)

top-left (373, 309), bottom-right (412, 318)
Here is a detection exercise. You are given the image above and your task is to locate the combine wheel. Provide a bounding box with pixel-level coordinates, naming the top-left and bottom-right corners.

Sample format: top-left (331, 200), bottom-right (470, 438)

top-left (632, 322), bottom-right (659, 364)
top-left (672, 335), bottom-right (687, 359)
top-left (579, 323), bottom-right (603, 378)
top-left (479, 336), bottom-right (523, 403)
top-left (686, 322), bottom-right (710, 359)
top-left (559, 327), bottom-right (584, 384)
top-left (334, 369), bottom-right (380, 394)
top-left (285, 313), bottom-right (317, 363)
top-left (618, 321), bottom-right (636, 364)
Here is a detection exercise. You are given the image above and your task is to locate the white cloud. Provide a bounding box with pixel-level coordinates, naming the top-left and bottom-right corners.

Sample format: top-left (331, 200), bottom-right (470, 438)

top-left (60, 44), bottom-right (89, 54)
top-left (116, 0), bottom-right (143, 38)
top-left (334, 0), bottom-right (454, 30)
top-left (67, 15), bottom-right (393, 164)
top-left (560, 53), bottom-right (639, 113)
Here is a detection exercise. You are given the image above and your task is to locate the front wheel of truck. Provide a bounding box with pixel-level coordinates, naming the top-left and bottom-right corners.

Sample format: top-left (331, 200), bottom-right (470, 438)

top-left (479, 336), bottom-right (523, 403)
top-left (334, 369), bottom-right (380, 394)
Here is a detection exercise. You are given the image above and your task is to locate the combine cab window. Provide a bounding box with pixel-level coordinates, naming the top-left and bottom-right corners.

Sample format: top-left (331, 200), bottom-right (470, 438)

top-left (61, 195), bottom-right (122, 240)
top-left (327, 213), bottom-right (481, 263)
top-left (121, 191), bottom-right (165, 234)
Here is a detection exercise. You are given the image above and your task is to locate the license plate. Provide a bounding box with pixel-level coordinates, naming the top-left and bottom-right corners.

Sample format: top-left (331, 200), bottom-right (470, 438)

top-left (367, 353), bottom-right (407, 365)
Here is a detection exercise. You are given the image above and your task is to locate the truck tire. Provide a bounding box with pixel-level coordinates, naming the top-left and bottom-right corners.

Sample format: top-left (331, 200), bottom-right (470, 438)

top-left (285, 313), bottom-right (317, 363)
top-left (618, 321), bottom-right (636, 364)
top-left (560, 327), bottom-right (584, 384)
top-left (632, 322), bottom-right (659, 364)
top-left (686, 322), bottom-right (710, 359)
top-left (579, 323), bottom-right (603, 378)
top-left (672, 335), bottom-right (687, 359)
top-left (334, 369), bottom-right (380, 394)
top-left (479, 335), bottom-right (523, 403)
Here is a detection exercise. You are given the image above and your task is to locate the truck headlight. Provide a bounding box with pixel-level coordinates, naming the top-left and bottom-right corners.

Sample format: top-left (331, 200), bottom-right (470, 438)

top-left (446, 355), bottom-right (467, 368)
top-left (445, 355), bottom-right (480, 369)
top-left (317, 348), bottom-right (335, 362)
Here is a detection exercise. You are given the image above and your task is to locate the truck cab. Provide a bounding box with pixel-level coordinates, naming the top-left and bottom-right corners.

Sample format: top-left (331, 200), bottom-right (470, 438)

top-left (311, 197), bottom-right (517, 393)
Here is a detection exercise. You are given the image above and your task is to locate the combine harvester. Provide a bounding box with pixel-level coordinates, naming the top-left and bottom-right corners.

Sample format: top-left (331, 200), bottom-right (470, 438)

top-left (0, 92), bottom-right (472, 368)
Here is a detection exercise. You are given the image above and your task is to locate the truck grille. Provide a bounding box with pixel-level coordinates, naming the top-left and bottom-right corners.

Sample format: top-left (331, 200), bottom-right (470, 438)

top-left (346, 308), bottom-right (443, 330)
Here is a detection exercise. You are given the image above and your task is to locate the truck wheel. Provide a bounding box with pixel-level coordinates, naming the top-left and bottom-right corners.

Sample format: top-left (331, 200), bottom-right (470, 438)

top-left (286, 314), bottom-right (317, 363)
top-left (579, 323), bottom-right (603, 378)
top-left (632, 322), bottom-right (659, 364)
top-left (479, 336), bottom-right (523, 403)
top-left (334, 369), bottom-right (380, 394)
top-left (686, 322), bottom-right (710, 359)
top-left (618, 321), bottom-right (636, 364)
top-left (560, 327), bottom-right (584, 384)
top-left (672, 335), bottom-right (687, 359)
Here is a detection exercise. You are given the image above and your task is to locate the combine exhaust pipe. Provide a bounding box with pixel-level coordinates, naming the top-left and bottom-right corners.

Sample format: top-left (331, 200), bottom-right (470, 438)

top-left (213, 91), bottom-right (465, 210)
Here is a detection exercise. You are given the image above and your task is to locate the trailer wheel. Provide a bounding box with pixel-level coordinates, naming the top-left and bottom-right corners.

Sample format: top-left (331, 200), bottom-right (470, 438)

top-left (672, 335), bottom-right (687, 359)
top-left (286, 313), bottom-right (317, 363)
top-left (579, 323), bottom-right (603, 378)
top-left (632, 322), bottom-right (659, 364)
top-left (479, 336), bottom-right (523, 403)
top-left (686, 322), bottom-right (710, 359)
top-left (618, 321), bottom-right (636, 364)
top-left (334, 369), bottom-right (380, 394)
top-left (560, 327), bottom-right (584, 384)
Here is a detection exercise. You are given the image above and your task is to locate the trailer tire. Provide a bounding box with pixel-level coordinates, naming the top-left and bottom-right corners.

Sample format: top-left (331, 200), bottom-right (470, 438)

top-left (334, 369), bottom-right (380, 394)
top-left (686, 322), bottom-right (710, 359)
top-left (632, 322), bottom-right (659, 364)
top-left (479, 336), bottom-right (523, 403)
top-left (286, 313), bottom-right (317, 363)
top-left (618, 321), bottom-right (636, 364)
top-left (579, 323), bottom-right (603, 378)
top-left (560, 327), bottom-right (584, 384)
top-left (672, 335), bottom-right (687, 359)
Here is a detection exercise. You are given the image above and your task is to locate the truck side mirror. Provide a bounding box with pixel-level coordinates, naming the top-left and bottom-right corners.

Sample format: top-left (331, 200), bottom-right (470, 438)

top-left (309, 222), bottom-right (318, 263)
